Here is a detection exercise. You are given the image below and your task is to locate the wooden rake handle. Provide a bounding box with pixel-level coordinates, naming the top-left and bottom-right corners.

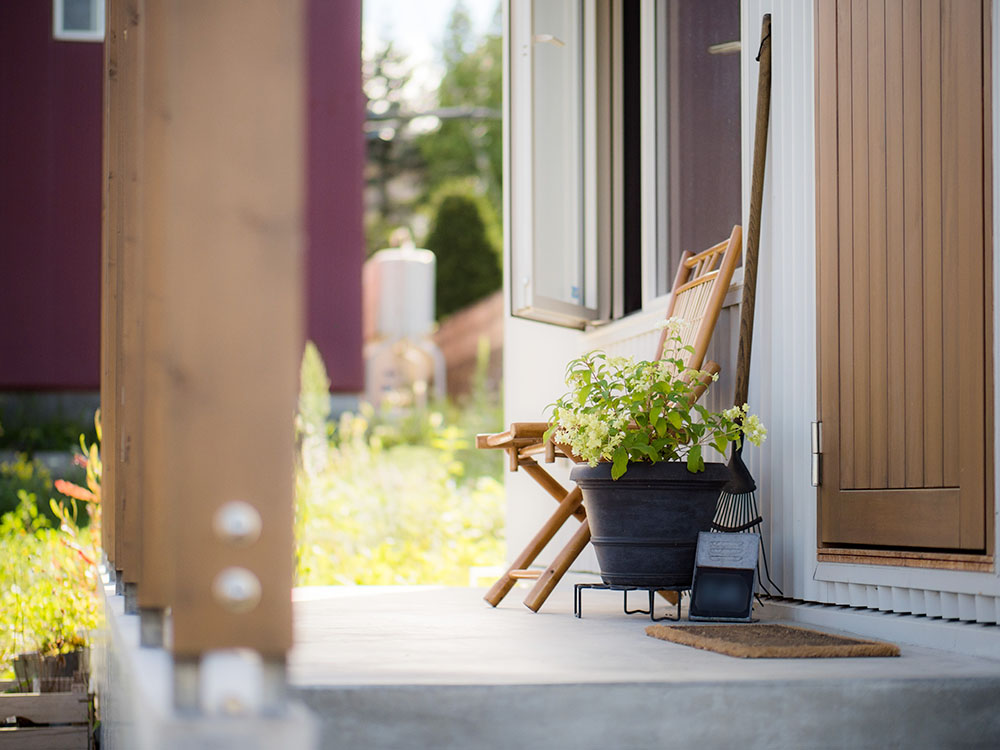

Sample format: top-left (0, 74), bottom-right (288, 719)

top-left (733, 14), bottom-right (772, 408)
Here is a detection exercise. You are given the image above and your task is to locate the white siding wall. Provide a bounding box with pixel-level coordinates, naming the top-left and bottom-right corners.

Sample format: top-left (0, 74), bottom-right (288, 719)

top-left (502, 0), bottom-right (1000, 623)
top-left (738, 0), bottom-right (822, 604)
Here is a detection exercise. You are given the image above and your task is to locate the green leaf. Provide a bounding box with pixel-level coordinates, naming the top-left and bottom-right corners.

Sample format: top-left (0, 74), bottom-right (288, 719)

top-left (655, 417), bottom-right (667, 437)
top-left (633, 444), bottom-right (657, 460)
top-left (612, 447), bottom-right (628, 480)
top-left (667, 411), bottom-right (683, 431)
top-left (713, 434), bottom-right (729, 456)
top-left (686, 444), bottom-right (704, 473)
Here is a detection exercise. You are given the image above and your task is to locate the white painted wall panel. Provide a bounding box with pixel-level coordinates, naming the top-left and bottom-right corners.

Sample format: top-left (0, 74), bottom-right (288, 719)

top-left (739, 0), bottom-right (820, 603)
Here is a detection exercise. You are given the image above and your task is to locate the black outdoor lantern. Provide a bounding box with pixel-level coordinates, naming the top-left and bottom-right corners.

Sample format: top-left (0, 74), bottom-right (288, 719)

top-left (688, 532), bottom-right (759, 622)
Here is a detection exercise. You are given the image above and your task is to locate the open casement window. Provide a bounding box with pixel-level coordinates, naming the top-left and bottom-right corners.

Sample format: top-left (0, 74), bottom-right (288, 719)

top-left (508, 0), bottom-right (741, 329)
top-left (509, 0), bottom-right (605, 328)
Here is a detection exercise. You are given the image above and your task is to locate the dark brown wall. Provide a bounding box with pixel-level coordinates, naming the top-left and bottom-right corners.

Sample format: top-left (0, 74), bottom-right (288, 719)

top-left (0, 0), bottom-right (365, 393)
top-left (0, 1), bottom-right (104, 389)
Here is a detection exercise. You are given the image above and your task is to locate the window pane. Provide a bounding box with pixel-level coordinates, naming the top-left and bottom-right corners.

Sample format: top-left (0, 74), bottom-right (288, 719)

top-left (531, 2), bottom-right (584, 307)
top-left (661, 0), bottom-right (741, 290)
top-left (63, 0), bottom-right (95, 32)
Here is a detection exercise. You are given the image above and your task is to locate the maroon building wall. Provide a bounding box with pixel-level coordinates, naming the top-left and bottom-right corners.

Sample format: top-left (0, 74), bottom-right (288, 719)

top-left (0, 2), bottom-right (103, 390)
top-left (308, 0), bottom-right (365, 392)
top-left (0, 0), bottom-right (365, 393)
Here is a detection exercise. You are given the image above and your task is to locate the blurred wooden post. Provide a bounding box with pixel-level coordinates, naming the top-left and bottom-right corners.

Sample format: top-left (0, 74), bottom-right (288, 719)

top-left (141, 0), bottom-right (305, 704)
top-left (135, 0), bottom-right (170, 648)
top-left (117, 0), bottom-right (144, 613)
top-left (100, 0), bottom-right (121, 580)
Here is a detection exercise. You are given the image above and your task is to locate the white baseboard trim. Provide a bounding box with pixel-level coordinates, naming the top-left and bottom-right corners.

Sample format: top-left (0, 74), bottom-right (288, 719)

top-left (761, 597), bottom-right (1000, 660)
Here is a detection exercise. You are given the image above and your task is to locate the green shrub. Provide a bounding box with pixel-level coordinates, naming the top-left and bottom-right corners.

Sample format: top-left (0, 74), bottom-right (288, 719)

top-left (0, 422), bottom-right (102, 678)
top-left (0, 453), bottom-right (90, 527)
top-left (425, 188), bottom-right (502, 319)
top-left (0, 416), bottom-right (97, 454)
top-left (0, 494), bottom-right (101, 674)
top-left (0, 454), bottom-right (54, 521)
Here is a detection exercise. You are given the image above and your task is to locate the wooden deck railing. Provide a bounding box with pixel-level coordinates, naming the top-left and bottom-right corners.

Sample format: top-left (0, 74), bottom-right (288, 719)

top-left (100, 0), bottom-right (304, 711)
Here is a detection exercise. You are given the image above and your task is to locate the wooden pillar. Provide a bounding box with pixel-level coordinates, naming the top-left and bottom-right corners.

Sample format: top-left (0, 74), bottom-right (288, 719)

top-left (101, 0), bottom-right (143, 600)
top-left (146, 0), bottom-right (305, 660)
top-left (136, 0), bottom-right (171, 638)
top-left (100, 0), bottom-right (121, 574)
top-left (117, 0), bottom-right (144, 605)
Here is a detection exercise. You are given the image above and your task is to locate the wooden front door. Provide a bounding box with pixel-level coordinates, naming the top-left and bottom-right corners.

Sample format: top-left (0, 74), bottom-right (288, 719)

top-left (816, 0), bottom-right (992, 552)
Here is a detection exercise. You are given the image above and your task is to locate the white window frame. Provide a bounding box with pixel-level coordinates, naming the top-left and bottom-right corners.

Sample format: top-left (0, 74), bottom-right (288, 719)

top-left (509, 0), bottom-right (606, 328)
top-left (641, 0), bottom-right (672, 308)
top-left (53, 0), bottom-right (106, 43)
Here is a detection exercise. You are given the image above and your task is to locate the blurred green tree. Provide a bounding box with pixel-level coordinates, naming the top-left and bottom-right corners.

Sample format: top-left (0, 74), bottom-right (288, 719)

top-left (425, 186), bottom-right (501, 319)
top-left (417, 2), bottom-right (502, 208)
top-left (364, 41), bottom-right (424, 255)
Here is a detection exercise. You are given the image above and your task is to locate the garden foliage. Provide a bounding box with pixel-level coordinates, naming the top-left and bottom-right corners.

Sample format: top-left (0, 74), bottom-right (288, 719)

top-left (0, 415), bottom-right (98, 455)
top-left (0, 453), bottom-right (56, 520)
top-left (295, 343), bottom-right (505, 586)
top-left (0, 422), bottom-right (102, 677)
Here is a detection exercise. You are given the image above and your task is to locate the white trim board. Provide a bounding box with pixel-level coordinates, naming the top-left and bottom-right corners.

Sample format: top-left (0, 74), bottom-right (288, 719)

top-left (760, 598), bottom-right (1000, 662)
top-left (815, 562), bottom-right (999, 596)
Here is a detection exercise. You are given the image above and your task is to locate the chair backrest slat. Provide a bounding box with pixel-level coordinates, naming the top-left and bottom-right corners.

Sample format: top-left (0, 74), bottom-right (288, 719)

top-left (654, 225), bottom-right (742, 369)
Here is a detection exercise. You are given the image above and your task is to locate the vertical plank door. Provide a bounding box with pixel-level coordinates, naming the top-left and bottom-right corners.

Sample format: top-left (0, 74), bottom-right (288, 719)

top-left (816, 0), bottom-right (992, 551)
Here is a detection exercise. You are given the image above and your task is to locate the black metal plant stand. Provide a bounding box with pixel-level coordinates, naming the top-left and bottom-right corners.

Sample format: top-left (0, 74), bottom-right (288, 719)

top-left (573, 583), bottom-right (686, 622)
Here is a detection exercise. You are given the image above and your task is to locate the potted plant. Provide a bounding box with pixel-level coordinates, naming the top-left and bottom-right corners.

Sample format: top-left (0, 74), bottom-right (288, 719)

top-left (545, 320), bottom-right (766, 588)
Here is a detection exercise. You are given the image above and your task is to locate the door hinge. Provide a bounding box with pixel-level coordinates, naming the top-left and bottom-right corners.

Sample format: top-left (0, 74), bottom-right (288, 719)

top-left (811, 421), bottom-right (823, 487)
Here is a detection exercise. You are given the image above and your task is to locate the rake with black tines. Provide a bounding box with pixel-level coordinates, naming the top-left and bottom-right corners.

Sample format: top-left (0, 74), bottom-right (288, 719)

top-left (711, 14), bottom-right (781, 597)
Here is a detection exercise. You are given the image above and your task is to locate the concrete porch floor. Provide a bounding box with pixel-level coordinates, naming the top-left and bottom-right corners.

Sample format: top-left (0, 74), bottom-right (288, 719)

top-left (289, 584), bottom-right (1000, 749)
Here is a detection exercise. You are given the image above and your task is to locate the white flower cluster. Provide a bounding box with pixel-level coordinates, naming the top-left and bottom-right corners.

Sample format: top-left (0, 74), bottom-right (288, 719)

top-left (550, 407), bottom-right (627, 466)
top-left (722, 404), bottom-right (746, 422)
top-left (721, 403), bottom-right (768, 447)
top-left (743, 413), bottom-right (767, 445)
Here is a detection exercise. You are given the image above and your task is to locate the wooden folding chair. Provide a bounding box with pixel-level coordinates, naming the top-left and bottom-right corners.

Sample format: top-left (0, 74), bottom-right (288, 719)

top-left (478, 225), bottom-right (743, 612)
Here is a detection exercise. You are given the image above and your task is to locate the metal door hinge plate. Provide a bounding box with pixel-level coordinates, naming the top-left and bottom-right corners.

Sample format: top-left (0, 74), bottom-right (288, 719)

top-left (811, 421), bottom-right (822, 487)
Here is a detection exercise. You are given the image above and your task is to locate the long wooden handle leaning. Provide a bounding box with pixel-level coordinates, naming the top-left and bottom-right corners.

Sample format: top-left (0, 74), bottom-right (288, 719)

top-left (733, 14), bottom-right (772, 408)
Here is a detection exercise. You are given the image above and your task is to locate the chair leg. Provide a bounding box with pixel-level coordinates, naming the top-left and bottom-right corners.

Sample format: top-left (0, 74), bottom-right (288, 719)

top-left (523, 519), bottom-right (592, 612)
top-left (483, 487), bottom-right (584, 607)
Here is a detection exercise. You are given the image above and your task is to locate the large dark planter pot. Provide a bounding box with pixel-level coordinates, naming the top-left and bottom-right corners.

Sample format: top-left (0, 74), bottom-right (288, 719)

top-left (571, 461), bottom-right (730, 588)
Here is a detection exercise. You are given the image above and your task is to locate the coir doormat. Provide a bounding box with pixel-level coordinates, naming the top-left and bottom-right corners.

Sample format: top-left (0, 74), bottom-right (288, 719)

top-left (645, 623), bottom-right (900, 658)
